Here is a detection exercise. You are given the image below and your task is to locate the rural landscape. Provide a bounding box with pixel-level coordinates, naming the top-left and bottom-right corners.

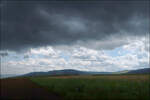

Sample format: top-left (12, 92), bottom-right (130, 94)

top-left (1, 68), bottom-right (150, 100)
top-left (0, 0), bottom-right (149, 100)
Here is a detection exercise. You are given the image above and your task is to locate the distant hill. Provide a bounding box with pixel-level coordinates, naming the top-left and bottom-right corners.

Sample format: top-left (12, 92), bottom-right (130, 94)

top-left (2, 68), bottom-right (149, 78)
top-left (22, 68), bottom-right (150, 77)
top-left (21, 69), bottom-right (113, 77)
top-left (126, 68), bottom-right (150, 74)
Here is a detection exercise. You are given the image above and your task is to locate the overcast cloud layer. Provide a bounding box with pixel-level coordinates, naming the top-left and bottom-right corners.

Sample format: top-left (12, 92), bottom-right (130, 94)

top-left (0, 0), bottom-right (149, 75)
top-left (1, 0), bottom-right (149, 51)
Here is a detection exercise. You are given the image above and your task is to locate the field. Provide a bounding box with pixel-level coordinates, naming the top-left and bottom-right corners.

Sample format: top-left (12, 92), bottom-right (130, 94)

top-left (30, 74), bottom-right (150, 100)
top-left (1, 74), bottom-right (149, 100)
top-left (0, 78), bottom-right (61, 100)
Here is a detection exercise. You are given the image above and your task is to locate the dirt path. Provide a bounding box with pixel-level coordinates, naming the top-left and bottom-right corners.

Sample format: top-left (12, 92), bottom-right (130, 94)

top-left (0, 78), bottom-right (62, 100)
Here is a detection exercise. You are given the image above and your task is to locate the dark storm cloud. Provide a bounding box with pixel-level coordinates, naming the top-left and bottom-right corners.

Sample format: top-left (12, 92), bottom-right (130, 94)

top-left (1, 0), bottom-right (149, 51)
top-left (0, 52), bottom-right (8, 57)
top-left (24, 55), bottom-right (29, 59)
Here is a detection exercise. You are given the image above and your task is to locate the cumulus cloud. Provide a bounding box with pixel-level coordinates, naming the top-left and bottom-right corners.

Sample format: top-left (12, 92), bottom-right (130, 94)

top-left (29, 47), bottom-right (60, 58)
top-left (1, 36), bottom-right (149, 75)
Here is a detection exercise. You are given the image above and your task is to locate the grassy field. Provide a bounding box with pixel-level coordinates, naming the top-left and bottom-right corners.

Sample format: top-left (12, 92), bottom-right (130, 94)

top-left (30, 74), bottom-right (150, 100)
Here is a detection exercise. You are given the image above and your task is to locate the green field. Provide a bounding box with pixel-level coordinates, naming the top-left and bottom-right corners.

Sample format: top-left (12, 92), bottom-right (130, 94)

top-left (30, 75), bottom-right (150, 100)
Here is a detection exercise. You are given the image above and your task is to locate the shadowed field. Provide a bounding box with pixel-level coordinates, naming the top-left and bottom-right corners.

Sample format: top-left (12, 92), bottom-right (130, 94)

top-left (0, 75), bottom-right (149, 100)
top-left (0, 78), bottom-right (62, 100)
top-left (31, 74), bottom-right (150, 100)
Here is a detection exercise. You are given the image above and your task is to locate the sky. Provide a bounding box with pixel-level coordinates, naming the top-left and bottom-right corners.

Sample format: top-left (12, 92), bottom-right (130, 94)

top-left (0, 0), bottom-right (149, 75)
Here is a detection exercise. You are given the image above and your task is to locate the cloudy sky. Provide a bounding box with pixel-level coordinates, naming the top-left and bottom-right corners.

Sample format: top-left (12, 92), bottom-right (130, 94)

top-left (0, 0), bottom-right (149, 75)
